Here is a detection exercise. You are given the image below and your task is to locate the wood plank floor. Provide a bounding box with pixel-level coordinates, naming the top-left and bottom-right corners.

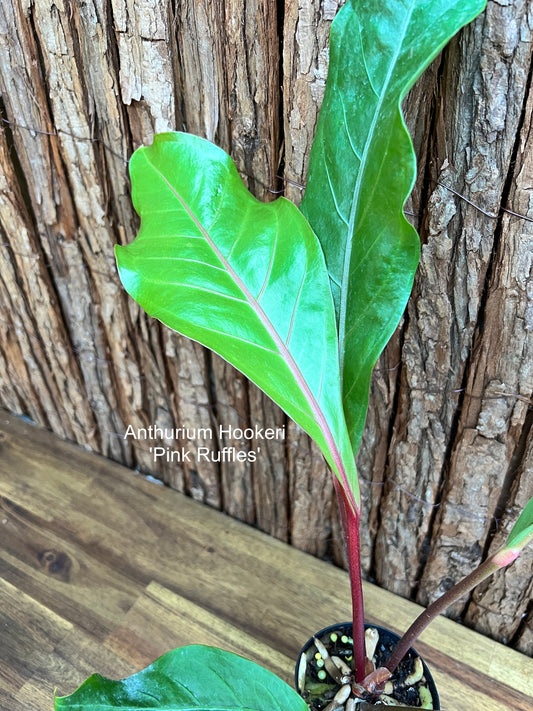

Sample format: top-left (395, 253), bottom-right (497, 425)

top-left (0, 411), bottom-right (531, 710)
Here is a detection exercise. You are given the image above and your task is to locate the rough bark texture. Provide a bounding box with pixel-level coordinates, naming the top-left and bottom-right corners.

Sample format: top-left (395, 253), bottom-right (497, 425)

top-left (0, 0), bottom-right (531, 652)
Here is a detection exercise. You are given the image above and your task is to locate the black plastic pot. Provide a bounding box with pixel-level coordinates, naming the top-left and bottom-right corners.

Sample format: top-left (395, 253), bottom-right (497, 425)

top-left (295, 622), bottom-right (440, 709)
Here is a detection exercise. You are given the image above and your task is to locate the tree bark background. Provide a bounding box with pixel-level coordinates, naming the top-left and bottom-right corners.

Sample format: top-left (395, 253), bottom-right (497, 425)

top-left (0, 0), bottom-right (531, 652)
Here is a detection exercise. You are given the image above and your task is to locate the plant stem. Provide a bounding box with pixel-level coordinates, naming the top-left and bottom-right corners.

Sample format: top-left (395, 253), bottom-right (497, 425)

top-left (334, 479), bottom-right (366, 683)
top-left (385, 554), bottom-right (503, 674)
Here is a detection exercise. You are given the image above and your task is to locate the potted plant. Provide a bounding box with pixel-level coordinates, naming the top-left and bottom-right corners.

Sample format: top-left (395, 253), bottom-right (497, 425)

top-left (54, 0), bottom-right (532, 709)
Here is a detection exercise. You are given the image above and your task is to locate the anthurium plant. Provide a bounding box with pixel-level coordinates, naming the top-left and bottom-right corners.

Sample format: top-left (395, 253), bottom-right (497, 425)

top-left (55, 0), bottom-right (533, 708)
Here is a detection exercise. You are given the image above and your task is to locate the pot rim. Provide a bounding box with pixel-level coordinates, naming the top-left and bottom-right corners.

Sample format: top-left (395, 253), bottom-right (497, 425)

top-left (295, 621), bottom-right (440, 709)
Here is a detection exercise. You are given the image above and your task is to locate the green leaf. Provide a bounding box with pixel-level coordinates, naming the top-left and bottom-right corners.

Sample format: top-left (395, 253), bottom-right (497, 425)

top-left (504, 496), bottom-right (533, 553)
top-left (54, 645), bottom-right (308, 711)
top-left (301, 0), bottom-right (487, 453)
top-left (115, 132), bottom-right (359, 510)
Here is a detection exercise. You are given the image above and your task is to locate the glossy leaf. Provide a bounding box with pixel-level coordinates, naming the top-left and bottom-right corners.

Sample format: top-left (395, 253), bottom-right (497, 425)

top-left (54, 645), bottom-right (308, 711)
top-left (301, 0), bottom-right (487, 452)
top-left (115, 132), bottom-right (359, 510)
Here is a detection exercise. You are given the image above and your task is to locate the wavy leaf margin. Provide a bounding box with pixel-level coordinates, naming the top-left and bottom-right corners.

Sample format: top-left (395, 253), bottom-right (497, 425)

top-left (116, 132), bottom-right (359, 510)
top-left (301, 0), bottom-right (487, 452)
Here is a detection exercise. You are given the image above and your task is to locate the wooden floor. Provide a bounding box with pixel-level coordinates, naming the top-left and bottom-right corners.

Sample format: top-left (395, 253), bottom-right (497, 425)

top-left (0, 411), bottom-right (531, 711)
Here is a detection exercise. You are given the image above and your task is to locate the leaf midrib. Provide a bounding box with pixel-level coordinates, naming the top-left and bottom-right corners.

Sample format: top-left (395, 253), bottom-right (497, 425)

top-left (144, 154), bottom-right (355, 509)
top-left (338, 2), bottom-right (415, 377)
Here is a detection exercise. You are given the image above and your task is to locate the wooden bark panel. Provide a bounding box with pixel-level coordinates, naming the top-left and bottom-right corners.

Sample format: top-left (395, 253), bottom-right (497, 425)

top-left (249, 390), bottom-right (289, 542)
top-left (282, 0), bottom-right (345, 205)
top-left (375, 3), bottom-right (533, 601)
top-left (422, 62), bottom-right (533, 646)
top-left (175, 0), bottom-right (279, 199)
top-left (212, 353), bottom-right (253, 518)
top-left (288, 421), bottom-right (337, 560)
top-left (1, 0), bottom-right (531, 652)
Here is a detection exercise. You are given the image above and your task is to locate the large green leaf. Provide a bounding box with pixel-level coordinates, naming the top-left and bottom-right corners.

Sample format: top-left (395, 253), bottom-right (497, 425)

top-left (300, 0), bottom-right (487, 452)
top-left (115, 132), bottom-right (358, 510)
top-left (54, 645), bottom-right (308, 711)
